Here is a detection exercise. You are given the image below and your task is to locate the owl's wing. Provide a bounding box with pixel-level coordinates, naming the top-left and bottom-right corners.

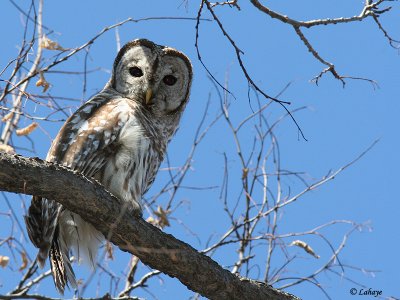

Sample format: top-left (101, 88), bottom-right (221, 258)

top-left (48, 96), bottom-right (124, 175)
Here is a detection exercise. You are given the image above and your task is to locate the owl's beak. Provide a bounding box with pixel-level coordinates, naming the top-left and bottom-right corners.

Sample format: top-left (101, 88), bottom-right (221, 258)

top-left (145, 88), bottom-right (153, 105)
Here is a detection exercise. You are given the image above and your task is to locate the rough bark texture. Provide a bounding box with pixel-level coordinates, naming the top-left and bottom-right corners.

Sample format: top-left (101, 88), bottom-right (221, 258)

top-left (0, 152), bottom-right (300, 300)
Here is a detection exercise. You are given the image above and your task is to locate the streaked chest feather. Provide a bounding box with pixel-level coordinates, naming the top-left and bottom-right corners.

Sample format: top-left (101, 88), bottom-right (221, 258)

top-left (101, 118), bottom-right (152, 210)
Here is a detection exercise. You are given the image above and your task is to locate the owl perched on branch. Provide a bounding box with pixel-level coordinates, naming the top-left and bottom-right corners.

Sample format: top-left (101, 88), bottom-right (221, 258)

top-left (24, 39), bottom-right (193, 293)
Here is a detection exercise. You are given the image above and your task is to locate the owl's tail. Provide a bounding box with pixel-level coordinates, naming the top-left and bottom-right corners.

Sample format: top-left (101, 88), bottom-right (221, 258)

top-left (25, 196), bottom-right (77, 294)
top-left (24, 196), bottom-right (62, 267)
top-left (49, 236), bottom-right (77, 295)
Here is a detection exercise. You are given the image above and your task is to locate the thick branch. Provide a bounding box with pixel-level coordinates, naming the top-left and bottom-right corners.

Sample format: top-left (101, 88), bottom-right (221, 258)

top-left (0, 152), bottom-right (299, 300)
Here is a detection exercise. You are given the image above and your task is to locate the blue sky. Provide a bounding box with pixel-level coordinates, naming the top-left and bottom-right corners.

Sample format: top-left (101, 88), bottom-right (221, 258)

top-left (1, 1), bottom-right (399, 299)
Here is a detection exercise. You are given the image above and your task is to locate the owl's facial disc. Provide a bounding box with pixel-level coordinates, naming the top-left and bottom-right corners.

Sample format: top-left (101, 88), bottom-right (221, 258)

top-left (113, 39), bottom-right (192, 115)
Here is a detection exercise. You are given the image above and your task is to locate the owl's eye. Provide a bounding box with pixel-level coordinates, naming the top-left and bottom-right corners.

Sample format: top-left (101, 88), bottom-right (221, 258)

top-left (129, 67), bottom-right (143, 77)
top-left (163, 75), bottom-right (177, 86)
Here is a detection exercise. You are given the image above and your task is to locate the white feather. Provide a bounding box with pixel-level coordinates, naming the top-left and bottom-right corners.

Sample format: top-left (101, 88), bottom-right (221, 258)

top-left (103, 116), bottom-right (149, 211)
top-left (59, 211), bottom-right (103, 268)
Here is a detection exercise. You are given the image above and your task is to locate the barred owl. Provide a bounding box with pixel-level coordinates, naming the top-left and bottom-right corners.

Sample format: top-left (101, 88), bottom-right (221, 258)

top-left (24, 39), bottom-right (192, 294)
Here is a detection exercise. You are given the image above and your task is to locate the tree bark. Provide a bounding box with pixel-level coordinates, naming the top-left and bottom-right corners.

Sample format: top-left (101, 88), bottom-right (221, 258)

top-left (0, 152), bottom-right (300, 300)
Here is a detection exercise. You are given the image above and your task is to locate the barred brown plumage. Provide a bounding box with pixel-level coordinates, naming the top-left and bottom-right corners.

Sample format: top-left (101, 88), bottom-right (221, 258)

top-left (24, 38), bottom-right (192, 294)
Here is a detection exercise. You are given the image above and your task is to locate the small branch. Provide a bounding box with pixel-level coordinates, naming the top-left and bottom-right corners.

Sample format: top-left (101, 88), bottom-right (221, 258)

top-left (293, 26), bottom-right (345, 86)
top-left (250, 0), bottom-right (391, 28)
top-left (199, 1), bottom-right (307, 140)
top-left (249, 0), bottom-right (398, 85)
top-left (203, 1), bottom-right (289, 105)
top-left (261, 139), bottom-right (380, 219)
top-left (372, 14), bottom-right (400, 48)
top-left (1, 0), bottom-right (44, 145)
top-left (119, 270), bottom-right (161, 297)
top-left (210, 1), bottom-right (240, 10)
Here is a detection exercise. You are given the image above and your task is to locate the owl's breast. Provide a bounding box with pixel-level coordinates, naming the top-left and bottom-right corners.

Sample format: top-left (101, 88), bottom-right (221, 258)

top-left (99, 117), bottom-right (157, 211)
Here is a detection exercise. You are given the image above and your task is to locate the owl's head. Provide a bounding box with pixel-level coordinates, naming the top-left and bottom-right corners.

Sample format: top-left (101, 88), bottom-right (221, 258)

top-left (111, 39), bottom-right (193, 115)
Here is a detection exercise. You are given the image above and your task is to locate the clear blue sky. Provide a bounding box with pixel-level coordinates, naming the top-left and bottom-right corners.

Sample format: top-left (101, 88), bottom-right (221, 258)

top-left (1, 1), bottom-right (399, 299)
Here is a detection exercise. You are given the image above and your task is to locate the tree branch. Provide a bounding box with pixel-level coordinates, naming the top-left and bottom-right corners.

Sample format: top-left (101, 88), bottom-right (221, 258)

top-left (0, 152), bottom-right (299, 300)
top-left (250, 0), bottom-right (390, 28)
